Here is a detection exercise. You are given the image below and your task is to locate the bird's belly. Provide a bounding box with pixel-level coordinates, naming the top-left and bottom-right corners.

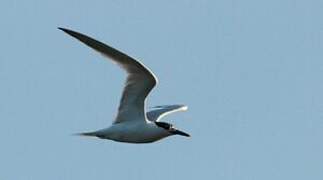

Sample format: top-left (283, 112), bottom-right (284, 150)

top-left (109, 125), bottom-right (168, 143)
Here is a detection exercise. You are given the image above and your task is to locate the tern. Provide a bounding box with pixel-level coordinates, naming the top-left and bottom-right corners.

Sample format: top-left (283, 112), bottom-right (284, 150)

top-left (59, 27), bottom-right (190, 143)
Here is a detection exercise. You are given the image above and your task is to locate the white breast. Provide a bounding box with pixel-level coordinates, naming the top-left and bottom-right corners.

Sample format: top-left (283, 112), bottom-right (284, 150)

top-left (99, 121), bottom-right (171, 143)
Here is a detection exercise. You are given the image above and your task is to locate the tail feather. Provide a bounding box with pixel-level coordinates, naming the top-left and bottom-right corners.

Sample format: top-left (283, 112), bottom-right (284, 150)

top-left (75, 132), bottom-right (97, 137)
top-left (75, 131), bottom-right (106, 139)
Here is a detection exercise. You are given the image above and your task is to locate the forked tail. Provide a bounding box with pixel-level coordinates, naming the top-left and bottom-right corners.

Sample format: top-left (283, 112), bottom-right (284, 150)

top-left (75, 131), bottom-right (106, 139)
top-left (75, 131), bottom-right (97, 137)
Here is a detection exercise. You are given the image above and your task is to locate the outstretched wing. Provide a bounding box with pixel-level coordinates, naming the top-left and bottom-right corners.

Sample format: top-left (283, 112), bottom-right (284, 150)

top-left (146, 104), bottom-right (188, 122)
top-left (59, 28), bottom-right (158, 124)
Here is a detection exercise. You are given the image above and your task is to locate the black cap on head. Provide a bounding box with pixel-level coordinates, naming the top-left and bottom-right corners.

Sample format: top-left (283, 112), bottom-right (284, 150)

top-left (155, 121), bottom-right (172, 130)
top-left (155, 121), bottom-right (190, 137)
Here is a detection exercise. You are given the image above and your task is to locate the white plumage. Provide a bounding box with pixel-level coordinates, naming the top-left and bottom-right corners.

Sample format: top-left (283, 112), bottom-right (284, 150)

top-left (59, 27), bottom-right (190, 143)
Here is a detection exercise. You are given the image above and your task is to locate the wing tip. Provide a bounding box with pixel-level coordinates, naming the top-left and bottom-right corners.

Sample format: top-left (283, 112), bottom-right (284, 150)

top-left (58, 27), bottom-right (75, 35)
top-left (58, 27), bottom-right (67, 32)
top-left (151, 104), bottom-right (188, 110)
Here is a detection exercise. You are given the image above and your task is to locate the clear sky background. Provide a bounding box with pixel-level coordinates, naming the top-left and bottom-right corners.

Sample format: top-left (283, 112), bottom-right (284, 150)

top-left (1, 0), bottom-right (323, 179)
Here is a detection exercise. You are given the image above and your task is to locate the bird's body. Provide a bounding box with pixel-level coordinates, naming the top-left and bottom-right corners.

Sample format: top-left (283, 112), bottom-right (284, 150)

top-left (59, 27), bottom-right (190, 143)
top-left (84, 121), bottom-right (171, 143)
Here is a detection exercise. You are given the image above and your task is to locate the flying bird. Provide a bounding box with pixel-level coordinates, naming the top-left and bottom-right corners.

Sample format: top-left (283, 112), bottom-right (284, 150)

top-left (59, 27), bottom-right (190, 143)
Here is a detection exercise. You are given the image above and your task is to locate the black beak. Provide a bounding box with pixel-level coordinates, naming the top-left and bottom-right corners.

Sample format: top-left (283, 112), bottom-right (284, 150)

top-left (172, 129), bottom-right (190, 137)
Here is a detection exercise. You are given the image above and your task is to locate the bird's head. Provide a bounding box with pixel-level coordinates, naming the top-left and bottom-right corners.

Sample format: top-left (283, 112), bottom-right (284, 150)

top-left (154, 121), bottom-right (190, 137)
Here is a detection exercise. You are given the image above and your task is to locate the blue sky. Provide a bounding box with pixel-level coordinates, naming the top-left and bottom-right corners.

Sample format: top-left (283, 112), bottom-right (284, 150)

top-left (1, 0), bottom-right (323, 179)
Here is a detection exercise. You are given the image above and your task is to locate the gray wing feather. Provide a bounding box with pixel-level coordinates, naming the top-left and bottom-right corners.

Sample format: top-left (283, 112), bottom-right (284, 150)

top-left (146, 104), bottom-right (188, 121)
top-left (59, 28), bottom-right (157, 124)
